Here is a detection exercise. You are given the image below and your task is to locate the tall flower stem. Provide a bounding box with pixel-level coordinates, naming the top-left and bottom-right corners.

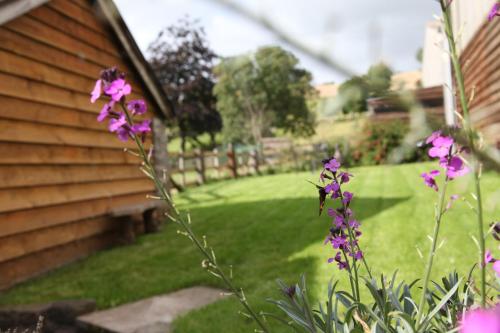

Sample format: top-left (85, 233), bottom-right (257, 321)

top-left (416, 179), bottom-right (449, 327)
top-left (439, 0), bottom-right (486, 307)
top-left (333, 174), bottom-right (373, 281)
top-left (120, 103), bottom-right (270, 333)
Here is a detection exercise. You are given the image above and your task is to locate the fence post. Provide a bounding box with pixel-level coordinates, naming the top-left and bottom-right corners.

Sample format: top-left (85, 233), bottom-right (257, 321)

top-left (227, 143), bottom-right (238, 178)
top-left (250, 149), bottom-right (260, 175)
top-left (178, 152), bottom-right (186, 187)
top-left (291, 145), bottom-right (299, 171)
top-left (195, 148), bottom-right (206, 185)
top-left (213, 148), bottom-right (221, 179)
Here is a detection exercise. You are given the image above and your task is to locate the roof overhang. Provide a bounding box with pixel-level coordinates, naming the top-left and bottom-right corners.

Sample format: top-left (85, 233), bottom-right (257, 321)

top-left (0, 0), bottom-right (48, 25)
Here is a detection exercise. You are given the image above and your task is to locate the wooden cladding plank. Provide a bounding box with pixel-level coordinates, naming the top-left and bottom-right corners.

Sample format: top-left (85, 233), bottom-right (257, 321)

top-left (0, 178), bottom-right (152, 213)
top-left (0, 71), bottom-right (99, 113)
top-left (0, 192), bottom-right (150, 237)
top-left (6, 16), bottom-right (125, 70)
top-left (0, 74), bottom-right (145, 119)
top-left (29, 5), bottom-right (120, 57)
top-left (49, 0), bottom-right (104, 35)
top-left (0, 216), bottom-right (119, 263)
top-left (0, 48), bottom-right (95, 95)
top-left (0, 95), bottom-right (105, 131)
top-left (0, 231), bottom-right (118, 290)
top-left (0, 165), bottom-right (143, 189)
top-left (0, 143), bottom-right (139, 165)
top-left (0, 28), bottom-right (147, 100)
top-left (0, 27), bottom-right (103, 79)
top-left (0, 118), bottom-right (140, 149)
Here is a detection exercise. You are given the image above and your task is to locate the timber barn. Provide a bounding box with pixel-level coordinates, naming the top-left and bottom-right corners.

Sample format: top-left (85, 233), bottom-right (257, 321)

top-left (0, 0), bottom-right (171, 289)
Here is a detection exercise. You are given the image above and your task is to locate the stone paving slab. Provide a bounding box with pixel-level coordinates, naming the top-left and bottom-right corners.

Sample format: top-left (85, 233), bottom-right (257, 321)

top-left (77, 287), bottom-right (225, 333)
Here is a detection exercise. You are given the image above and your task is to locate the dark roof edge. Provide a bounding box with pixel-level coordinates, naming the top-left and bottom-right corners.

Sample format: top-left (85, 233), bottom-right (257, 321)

top-left (95, 0), bottom-right (173, 121)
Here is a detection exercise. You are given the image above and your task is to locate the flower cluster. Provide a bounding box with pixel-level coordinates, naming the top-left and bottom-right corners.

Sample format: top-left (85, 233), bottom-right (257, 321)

top-left (90, 67), bottom-right (151, 142)
top-left (420, 130), bottom-right (469, 191)
top-left (318, 158), bottom-right (362, 270)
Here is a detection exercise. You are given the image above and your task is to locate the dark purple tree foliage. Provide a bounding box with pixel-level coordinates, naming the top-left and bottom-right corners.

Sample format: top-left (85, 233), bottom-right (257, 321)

top-left (148, 18), bottom-right (222, 150)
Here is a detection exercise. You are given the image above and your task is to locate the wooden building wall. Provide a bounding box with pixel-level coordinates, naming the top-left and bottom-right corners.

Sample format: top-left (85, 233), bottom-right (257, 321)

top-left (460, 18), bottom-right (500, 147)
top-left (0, 0), bottom-right (157, 289)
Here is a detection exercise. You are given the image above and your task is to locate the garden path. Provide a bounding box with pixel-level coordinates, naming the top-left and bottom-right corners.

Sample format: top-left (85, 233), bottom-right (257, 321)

top-left (78, 286), bottom-right (225, 333)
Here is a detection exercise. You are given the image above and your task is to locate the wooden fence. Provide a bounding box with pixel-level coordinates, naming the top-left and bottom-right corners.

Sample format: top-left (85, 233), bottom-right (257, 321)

top-left (167, 143), bottom-right (323, 189)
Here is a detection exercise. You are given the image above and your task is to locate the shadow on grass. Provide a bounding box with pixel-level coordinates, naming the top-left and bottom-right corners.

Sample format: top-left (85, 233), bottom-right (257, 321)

top-left (0, 195), bottom-right (409, 332)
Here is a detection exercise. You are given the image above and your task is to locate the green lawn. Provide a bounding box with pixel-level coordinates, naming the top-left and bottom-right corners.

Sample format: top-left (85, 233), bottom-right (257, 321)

top-left (1, 163), bottom-right (498, 332)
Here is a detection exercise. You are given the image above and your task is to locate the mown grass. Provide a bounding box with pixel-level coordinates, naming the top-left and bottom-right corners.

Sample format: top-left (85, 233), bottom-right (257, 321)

top-left (0, 163), bottom-right (498, 332)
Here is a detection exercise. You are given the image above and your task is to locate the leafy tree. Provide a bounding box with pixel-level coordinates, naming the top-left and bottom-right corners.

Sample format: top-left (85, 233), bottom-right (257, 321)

top-left (213, 46), bottom-right (315, 144)
top-left (337, 76), bottom-right (369, 114)
top-left (337, 62), bottom-right (393, 114)
top-left (148, 18), bottom-right (222, 150)
top-left (365, 62), bottom-right (393, 97)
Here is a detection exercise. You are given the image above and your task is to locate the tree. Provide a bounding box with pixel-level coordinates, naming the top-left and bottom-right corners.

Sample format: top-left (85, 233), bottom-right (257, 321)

top-left (337, 62), bottom-right (393, 114)
top-left (365, 62), bottom-right (393, 97)
top-left (337, 76), bottom-right (369, 114)
top-left (213, 46), bottom-right (315, 144)
top-left (148, 18), bottom-right (222, 151)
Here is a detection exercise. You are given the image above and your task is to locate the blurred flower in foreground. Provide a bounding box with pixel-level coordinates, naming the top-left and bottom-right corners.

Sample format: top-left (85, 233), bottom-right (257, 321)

top-left (488, 3), bottom-right (500, 21)
top-left (460, 306), bottom-right (500, 333)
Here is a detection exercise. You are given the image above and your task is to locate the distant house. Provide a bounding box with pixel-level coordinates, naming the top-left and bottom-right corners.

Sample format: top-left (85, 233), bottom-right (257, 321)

top-left (0, 0), bottom-right (172, 288)
top-left (316, 71), bottom-right (423, 118)
top-left (390, 70), bottom-right (421, 91)
top-left (422, 0), bottom-right (499, 147)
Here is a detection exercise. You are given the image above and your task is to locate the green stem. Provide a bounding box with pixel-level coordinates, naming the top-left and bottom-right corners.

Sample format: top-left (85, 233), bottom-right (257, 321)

top-left (120, 103), bottom-right (270, 332)
top-left (439, 0), bottom-right (486, 307)
top-left (416, 180), bottom-right (449, 327)
top-left (341, 250), bottom-right (358, 301)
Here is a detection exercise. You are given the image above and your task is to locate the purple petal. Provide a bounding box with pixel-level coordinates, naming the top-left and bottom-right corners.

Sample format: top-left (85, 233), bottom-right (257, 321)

top-left (493, 260), bottom-right (500, 276)
top-left (90, 79), bottom-right (102, 103)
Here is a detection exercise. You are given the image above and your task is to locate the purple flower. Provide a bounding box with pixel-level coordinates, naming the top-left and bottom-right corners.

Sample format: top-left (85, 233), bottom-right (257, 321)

top-left (353, 251), bottom-right (363, 260)
top-left (488, 3), bottom-right (500, 21)
top-left (342, 191), bottom-right (353, 205)
top-left (460, 306), bottom-right (500, 333)
top-left (421, 170), bottom-right (440, 191)
top-left (97, 101), bottom-right (115, 122)
top-left (337, 261), bottom-right (348, 270)
top-left (333, 215), bottom-right (344, 228)
top-left (444, 156), bottom-right (470, 179)
top-left (104, 79), bottom-right (132, 102)
top-left (339, 171), bottom-right (352, 184)
top-left (428, 136), bottom-right (454, 158)
top-left (91, 79), bottom-right (102, 103)
top-left (116, 127), bottom-right (131, 142)
top-left (331, 236), bottom-right (346, 249)
top-left (349, 219), bottom-right (360, 228)
top-left (127, 99), bottom-right (147, 115)
top-left (325, 182), bottom-right (340, 199)
top-left (425, 130), bottom-right (442, 145)
top-left (324, 158), bottom-right (340, 172)
top-left (109, 113), bottom-right (127, 132)
top-left (131, 119), bottom-right (151, 135)
top-left (485, 250), bottom-right (494, 266)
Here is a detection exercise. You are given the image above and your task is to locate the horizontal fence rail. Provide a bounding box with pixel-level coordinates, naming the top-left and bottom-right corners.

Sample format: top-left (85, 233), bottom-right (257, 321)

top-left (167, 143), bottom-right (326, 190)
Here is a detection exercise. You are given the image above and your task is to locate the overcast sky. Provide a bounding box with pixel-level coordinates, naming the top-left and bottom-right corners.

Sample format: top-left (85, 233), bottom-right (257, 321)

top-left (115, 0), bottom-right (440, 84)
